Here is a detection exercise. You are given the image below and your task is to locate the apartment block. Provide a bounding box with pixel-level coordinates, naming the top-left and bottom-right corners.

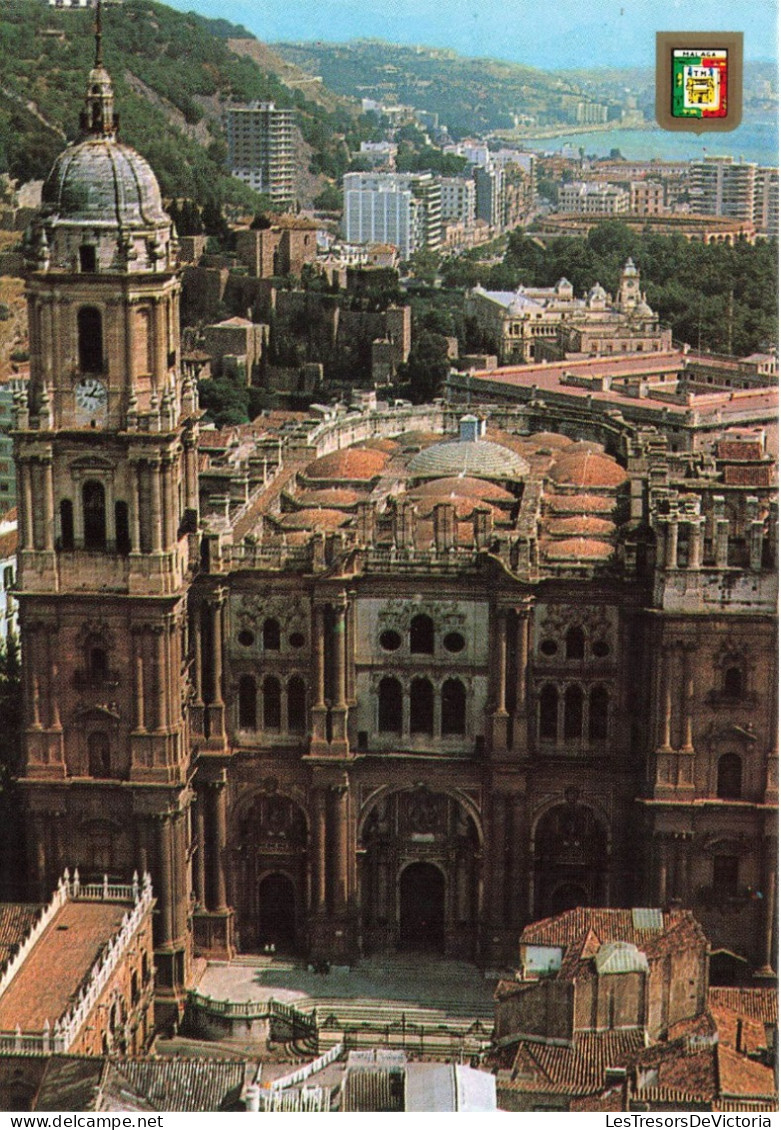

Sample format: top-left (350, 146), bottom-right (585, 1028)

top-left (689, 156), bottom-right (756, 223)
top-left (224, 102), bottom-right (295, 208)
top-left (342, 172), bottom-right (442, 259)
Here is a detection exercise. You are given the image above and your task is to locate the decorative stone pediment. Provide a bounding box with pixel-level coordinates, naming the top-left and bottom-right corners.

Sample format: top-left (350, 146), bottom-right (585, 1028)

top-left (235, 593), bottom-right (308, 634)
top-left (377, 599), bottom-right (466, 630)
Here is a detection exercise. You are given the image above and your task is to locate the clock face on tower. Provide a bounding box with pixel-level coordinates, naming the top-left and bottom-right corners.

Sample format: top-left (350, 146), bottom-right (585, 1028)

top-left (75, 377), bottom-right (108, 421)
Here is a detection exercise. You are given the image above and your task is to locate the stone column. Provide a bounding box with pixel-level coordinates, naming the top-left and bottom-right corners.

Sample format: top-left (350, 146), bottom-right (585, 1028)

top-left (332, 784), bottom-right (349, 910)
top-left (665, 519), bottom-right (679, 569)
top-left (312, 789), bottom-right (327, 912)
top-left (156, 814), bottom-right (174, 946)
top-left (154, 628), bottom-right (167, 731)
top-left (154, 298), bottom-right (168, 384)
top-left (510, 796), bottom-right (525, 925)
top-left (757, 836), bottom-right (777, 976)
top-left (656, 836), bottom-right (668, 906)
top-left (191, 608), bottom-right (203, 704)
top-left (492, 609), bottom-right (509, 754)
top-left (128, 462), bottom-right (141, 553)
top-left (488, 793), bottom-right (505, 928)
top-left (210, 781), bottom-right (228, 912)
top-left (330, 599), bottom-right (349, 748)
top-left (656, 645), bottom-right (673, 753)
top-left (310, 604), bottom-right (327, 746)
top-left (194, 789), bottom-right (206, 909)
top-left (42, 457), bottom-right (54, 551)
top-left (680, 645), bottom-right (695, 753)
top-left (21, 462), bottom-right (33, 550)
top-left (149, 460), bottom-right (163, 553)
top-left (346, 593), bottom-right (356, 702)
top-left (211, 598), bottom-right (224, 706)
top-left (688, 517), bottom-right (704, 570)
top-left (514, 610), bottom-right (530, 754)
top-left (133, 631), bottom-right (146, 732)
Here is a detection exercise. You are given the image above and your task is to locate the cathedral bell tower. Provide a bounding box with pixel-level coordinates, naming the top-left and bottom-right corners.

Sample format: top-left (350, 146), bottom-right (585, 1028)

top-left (17, 5), bottom-right (200, 1014)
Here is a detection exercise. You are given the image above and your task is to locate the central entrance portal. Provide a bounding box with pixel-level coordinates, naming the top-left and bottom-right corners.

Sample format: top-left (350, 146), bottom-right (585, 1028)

top-left (258, 873), bottom-right (296, 952)
top-left (399, 862), bottom-right (445, 953)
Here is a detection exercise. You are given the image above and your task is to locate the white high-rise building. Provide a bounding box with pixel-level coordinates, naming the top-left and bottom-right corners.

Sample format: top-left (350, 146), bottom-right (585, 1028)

top-left (689, 156), bottom-right (756, 223)
top-left (224, 102), bottom-right (295, 208)
top-left (342, 172), bottom-right (442, 259)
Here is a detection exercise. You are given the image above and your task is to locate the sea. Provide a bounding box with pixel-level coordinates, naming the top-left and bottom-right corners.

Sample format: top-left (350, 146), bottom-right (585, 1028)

top-left (519, 119), bottom-right (778, 167)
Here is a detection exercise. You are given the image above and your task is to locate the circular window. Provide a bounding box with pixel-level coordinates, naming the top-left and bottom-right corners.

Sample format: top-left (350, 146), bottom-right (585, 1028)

top-left (443, 631), bottom-right (465, 654)
top-left (540, 639), bottom-right (558, 657)
top-left (379, 629), bottom-right (402, 652)
top-left (237, 629), bottom-right (255, 647)
top-left (289, 631), bottom-right (305, 648)
top-left (592, 640), bottom-right (610, 658)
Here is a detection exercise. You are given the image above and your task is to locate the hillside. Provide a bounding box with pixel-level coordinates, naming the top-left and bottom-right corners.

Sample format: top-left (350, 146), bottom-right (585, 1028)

top-left (0, 0), bottom-right (366, 209)
top-left (272, 40), bottom-right (596, 135)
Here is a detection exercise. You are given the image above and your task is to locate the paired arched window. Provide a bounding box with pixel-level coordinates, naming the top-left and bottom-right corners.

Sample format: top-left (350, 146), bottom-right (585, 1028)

top-left (83, 480), bottom-right (106, 550)
top-left (410, 614), bottom-right (434, 655)
top-left (287, 675), bottom-right (306, 733)
top-left (263, 676), bottom-right (281, 730)
top-left (77, 306), bottom-right (103, 373)
top-left (378, 677), bottom-right (403, 734)
top-left (442, 679), bottom-right (466, 736)
top-left (539, 684), bottom-right (558, 740)
top-left (238, 674), bottom-right (257, 730)
top-left (89, 646), bottom-right (108, 682)
top-left (263, 618), bottom-right (280, 650)
top-left (717, 753), bottom-right (742, 800)
top-left (410, 677), bottom-right (434, 735)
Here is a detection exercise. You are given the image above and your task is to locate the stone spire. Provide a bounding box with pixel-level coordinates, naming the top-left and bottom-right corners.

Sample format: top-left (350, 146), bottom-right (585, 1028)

top-left (79, 0), bottom-right (117, 138)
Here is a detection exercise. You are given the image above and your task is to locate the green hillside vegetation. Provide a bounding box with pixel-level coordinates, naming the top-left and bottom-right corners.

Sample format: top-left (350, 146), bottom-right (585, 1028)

top-left (0, 0), bottom-right (373, 207)
top-left (445, 222), bottom-right (778, 358)
top-left (273, 39), bottom-right (593, 136)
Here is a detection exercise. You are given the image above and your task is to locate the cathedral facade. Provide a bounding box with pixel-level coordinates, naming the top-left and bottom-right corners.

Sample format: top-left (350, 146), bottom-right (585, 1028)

top-left (12, 39), bottom-right (777, 1014)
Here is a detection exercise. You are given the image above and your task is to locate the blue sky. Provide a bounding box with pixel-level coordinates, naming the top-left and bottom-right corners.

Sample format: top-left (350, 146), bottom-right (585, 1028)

top-left (168, 0), bottom-right (778, 66)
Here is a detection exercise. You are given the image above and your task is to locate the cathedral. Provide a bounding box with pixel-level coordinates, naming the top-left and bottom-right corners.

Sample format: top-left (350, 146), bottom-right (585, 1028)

top-left (12, 27), bottom-right (777, 1017)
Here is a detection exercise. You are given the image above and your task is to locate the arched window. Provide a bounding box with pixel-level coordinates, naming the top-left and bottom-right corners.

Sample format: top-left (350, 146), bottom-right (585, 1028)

top-left (83, 480), bottom-right (106, 550)
top-left (287, 675), bottom-right (306, 733)
top-left (565, 627), bottom-right (585, 660)
top-left (441, 678), bottom-right (466, 736)
top-left (263, 618), bottom-right (280, 650)
top-left (410, 677), bottom-right (434, 735)
top-left (713, 855), bottom-right (739, 896)
top-left (238, 675), bottom-right (257, 730)
top-left (588, 686), bottom-right (609, 741)
top-left (717, 753), bottom-right (742, 800)
top-left (378, 677), bottom-right (402, 734)
top-left (410, 614), bottom-right (434, 654)
top-left (77, 306), bottom-right (103, 373)
top-left (564, 685), bottom-right (584, 740)
top-left (723, 666), bottom-right (743, 698)
top-left (539, 684), bottom-right (558, 740)
top-left (60, 499), bottom-right (74, 550)
top-left (263, 676), bottom-right (281, 730)
top-left (88, 731), bottom-right (111, 777)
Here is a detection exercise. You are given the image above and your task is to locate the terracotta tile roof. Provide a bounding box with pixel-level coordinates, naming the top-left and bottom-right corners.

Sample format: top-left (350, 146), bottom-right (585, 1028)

top-left (547, 493), bottom-right (615, 514)
top-left (525, 431), bottom-right (576, 451)
top-left (717, 1045), bottom-right (777, 1100)
top-left (708, 987), bottom-right (778, 1025)
top-left (550, 450), bottom-right (628, 488)
top-left (542, 536), bottom-right (614, 560)
top-left (520, 907), bottom-right (708, 962)
top-left (304, 447), bottom-right (389, 481)
top-left (506, 1030), bottom-right (644, 1096)
top-left (0, 526), bottom-right (18, 559)
top-left (278, 507), bottom-right (351, 531)
top-left (105, 1059), bottom-right (250, 1112)
top-left (32, 1056), bottom-right (107, 1112)
top-left (395, 430), bottom-right (442, 450)
top-left (0, 901), bottom-right (127, 1031)
top-left (545, 516), bottom-right (615, 537)
top-left (410, 476), bottom-right (515, 502)
top-left (0, 904), bottom-right (42, 969)
top-left (411, 493), bottom-right (502, 521)
top-left (359, 437), bottom-right (400, 454)
top-left (295, 488), bottom-right (363, 508)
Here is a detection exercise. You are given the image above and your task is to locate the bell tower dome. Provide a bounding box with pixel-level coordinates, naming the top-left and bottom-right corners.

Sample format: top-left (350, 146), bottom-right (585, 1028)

top-left (16, 2), bottom-right (199, 1018)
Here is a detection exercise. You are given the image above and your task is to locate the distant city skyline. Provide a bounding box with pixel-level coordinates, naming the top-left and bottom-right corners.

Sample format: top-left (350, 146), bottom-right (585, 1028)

top-left (167, 0), bottom-right (778, 67)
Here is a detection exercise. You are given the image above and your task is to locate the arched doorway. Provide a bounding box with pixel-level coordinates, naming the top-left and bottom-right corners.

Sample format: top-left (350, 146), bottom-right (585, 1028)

top-left (360, 788), bottom-right (480, 959)
top-left (399, 862), bottom-right (445, 953)
top-left (257, 873), bottom-right (296, 951)
top-left (533, 802), bottom-right (608, 918)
